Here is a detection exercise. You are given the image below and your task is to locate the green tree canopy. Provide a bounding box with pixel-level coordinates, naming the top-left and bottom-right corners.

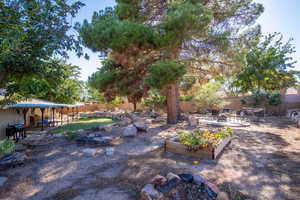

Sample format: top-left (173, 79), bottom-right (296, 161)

top-left (4, 61), bottom-right (84, 104)
top-left (0, 0), bottom-right (84, 101)
top-left (232, 33), bottom-right (299, 93)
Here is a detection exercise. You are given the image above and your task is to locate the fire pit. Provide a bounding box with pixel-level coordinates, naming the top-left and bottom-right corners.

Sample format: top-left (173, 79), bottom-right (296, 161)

top-left (140, 173), bottom-right (229, 200)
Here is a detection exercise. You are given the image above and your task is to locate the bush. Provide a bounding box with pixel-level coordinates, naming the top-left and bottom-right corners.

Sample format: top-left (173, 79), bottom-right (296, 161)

top-left (0, 139), bottom-right (15, 156)
top-left (192, 81), bottom-right (228, 109)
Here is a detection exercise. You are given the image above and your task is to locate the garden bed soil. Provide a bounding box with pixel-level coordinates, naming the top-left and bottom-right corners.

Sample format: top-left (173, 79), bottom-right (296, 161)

top-left (165, 137), bottom-right (232, 159)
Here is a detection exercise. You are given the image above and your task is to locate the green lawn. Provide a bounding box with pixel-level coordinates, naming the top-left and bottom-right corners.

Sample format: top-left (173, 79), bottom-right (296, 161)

top-left (53, 117), bottom-right (117, 134)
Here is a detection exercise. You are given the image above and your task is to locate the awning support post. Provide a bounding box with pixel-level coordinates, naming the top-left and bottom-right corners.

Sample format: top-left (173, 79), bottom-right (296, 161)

top-left (40, 108), bottom-right (45, 131)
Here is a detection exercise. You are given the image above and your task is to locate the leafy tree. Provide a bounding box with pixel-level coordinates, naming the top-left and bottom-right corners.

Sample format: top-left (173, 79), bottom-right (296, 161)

top-left (80, 0), bottom-right (263, 123)
top-left (0, 0), bottom-right (84, 101)
top-left (4, 61), bottom-right (84, 104)
top-left (88, 59), bottom-right (149, 111)
top-left (193, 81), bottom-right (228, 110)
top-left (232, 33), bottom-right (299, 93)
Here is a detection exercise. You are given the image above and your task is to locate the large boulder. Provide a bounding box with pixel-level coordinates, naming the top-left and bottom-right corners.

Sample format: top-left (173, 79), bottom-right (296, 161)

top-left (123, 125), bottom-right (138, 137)
top-left (134, 122), bottom-right (149, 132)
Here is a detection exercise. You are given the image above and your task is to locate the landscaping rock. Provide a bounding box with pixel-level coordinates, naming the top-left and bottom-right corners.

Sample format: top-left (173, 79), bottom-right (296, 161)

top-left (134, 122), bottom-right (149, 132)
top-left (140, 184), bottom-right (164, 200)
top-left (0, 177), bottom-right (7, 186)
top-left (166, 172), bottom-right (181, 181)
top-left (188, 116), bottom-right (198, 126)
top-left (98, 124), bottom-right (113, 132)
top-left (93, 137), bottom-right (113, 145)
top-left (151, 175), bottom-right (167, 187)
top-left (123, 125), bottom-right (138, 137)
top-left (82, 148), bottom-right (96, 156)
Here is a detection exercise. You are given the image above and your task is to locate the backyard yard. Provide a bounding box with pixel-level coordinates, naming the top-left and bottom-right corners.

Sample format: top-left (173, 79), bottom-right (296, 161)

top-left (0, 115), bottom-right (299, 200)
top-left (1, 0), bottom-right (299, 200)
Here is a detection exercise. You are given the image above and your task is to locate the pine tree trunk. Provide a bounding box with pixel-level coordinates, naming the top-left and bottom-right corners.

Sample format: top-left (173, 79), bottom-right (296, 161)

top-left (167, 83), bottom-right (179, 124)
top-left (133, 100), bottom-right (137, 112)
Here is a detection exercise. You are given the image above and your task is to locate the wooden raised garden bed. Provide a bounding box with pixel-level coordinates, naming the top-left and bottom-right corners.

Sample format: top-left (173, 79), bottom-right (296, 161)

top-left (165, 136), bottom-right (232, 160)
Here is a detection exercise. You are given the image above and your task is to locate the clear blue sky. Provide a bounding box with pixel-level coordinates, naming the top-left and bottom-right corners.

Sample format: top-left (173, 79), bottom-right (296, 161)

top-left (67, 0), bottom-right (300, 81)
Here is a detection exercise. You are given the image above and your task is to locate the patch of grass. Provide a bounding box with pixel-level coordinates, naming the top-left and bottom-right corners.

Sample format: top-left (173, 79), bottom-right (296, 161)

top-left (53, 117), bottom-right (117, 134)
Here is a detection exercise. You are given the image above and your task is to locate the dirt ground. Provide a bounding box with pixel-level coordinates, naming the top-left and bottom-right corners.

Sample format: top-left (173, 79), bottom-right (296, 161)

top-left (0, 116), bottom-right (299, 200)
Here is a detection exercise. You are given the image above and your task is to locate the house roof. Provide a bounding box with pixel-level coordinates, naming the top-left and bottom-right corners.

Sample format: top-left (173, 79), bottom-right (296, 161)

top-left (5, 98), bottom-right (84, 109)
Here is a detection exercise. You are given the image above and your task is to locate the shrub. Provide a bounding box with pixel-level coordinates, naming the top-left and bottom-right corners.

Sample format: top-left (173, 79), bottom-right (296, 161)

top-left (0, 139), bottom-right (15, 156)
top-left (192, 81), bottom-right (228, 109)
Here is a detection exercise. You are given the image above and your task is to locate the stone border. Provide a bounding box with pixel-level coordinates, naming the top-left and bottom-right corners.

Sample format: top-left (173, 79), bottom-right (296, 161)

top-left (140, 173), bottom-right (229, 200)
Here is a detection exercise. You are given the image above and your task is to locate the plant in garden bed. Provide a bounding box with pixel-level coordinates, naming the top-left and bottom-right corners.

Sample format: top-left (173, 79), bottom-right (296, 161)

top-left (178, 128), bottom-right (233, 151)
top-left (0, 139), bottom-right (16, 157)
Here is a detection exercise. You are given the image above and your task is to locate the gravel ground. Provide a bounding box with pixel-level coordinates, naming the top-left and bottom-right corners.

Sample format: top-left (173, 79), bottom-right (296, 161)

top-left (0, 116), bottom-right (299, 200)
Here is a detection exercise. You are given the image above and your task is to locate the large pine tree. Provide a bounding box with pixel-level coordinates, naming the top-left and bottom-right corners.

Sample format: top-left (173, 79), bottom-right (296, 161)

top-left (80, 0), bottom-right (263, 124)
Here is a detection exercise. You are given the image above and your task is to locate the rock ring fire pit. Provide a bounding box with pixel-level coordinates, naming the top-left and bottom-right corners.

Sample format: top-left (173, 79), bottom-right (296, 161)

top-left (140, 173), bottom-right (229, 200)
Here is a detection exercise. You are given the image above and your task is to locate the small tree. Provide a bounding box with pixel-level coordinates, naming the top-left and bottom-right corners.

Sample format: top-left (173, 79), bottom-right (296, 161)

top-left (193, 81), bottom-right (228, 110)
top-left (232, 33), bottom-right (299, 93)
